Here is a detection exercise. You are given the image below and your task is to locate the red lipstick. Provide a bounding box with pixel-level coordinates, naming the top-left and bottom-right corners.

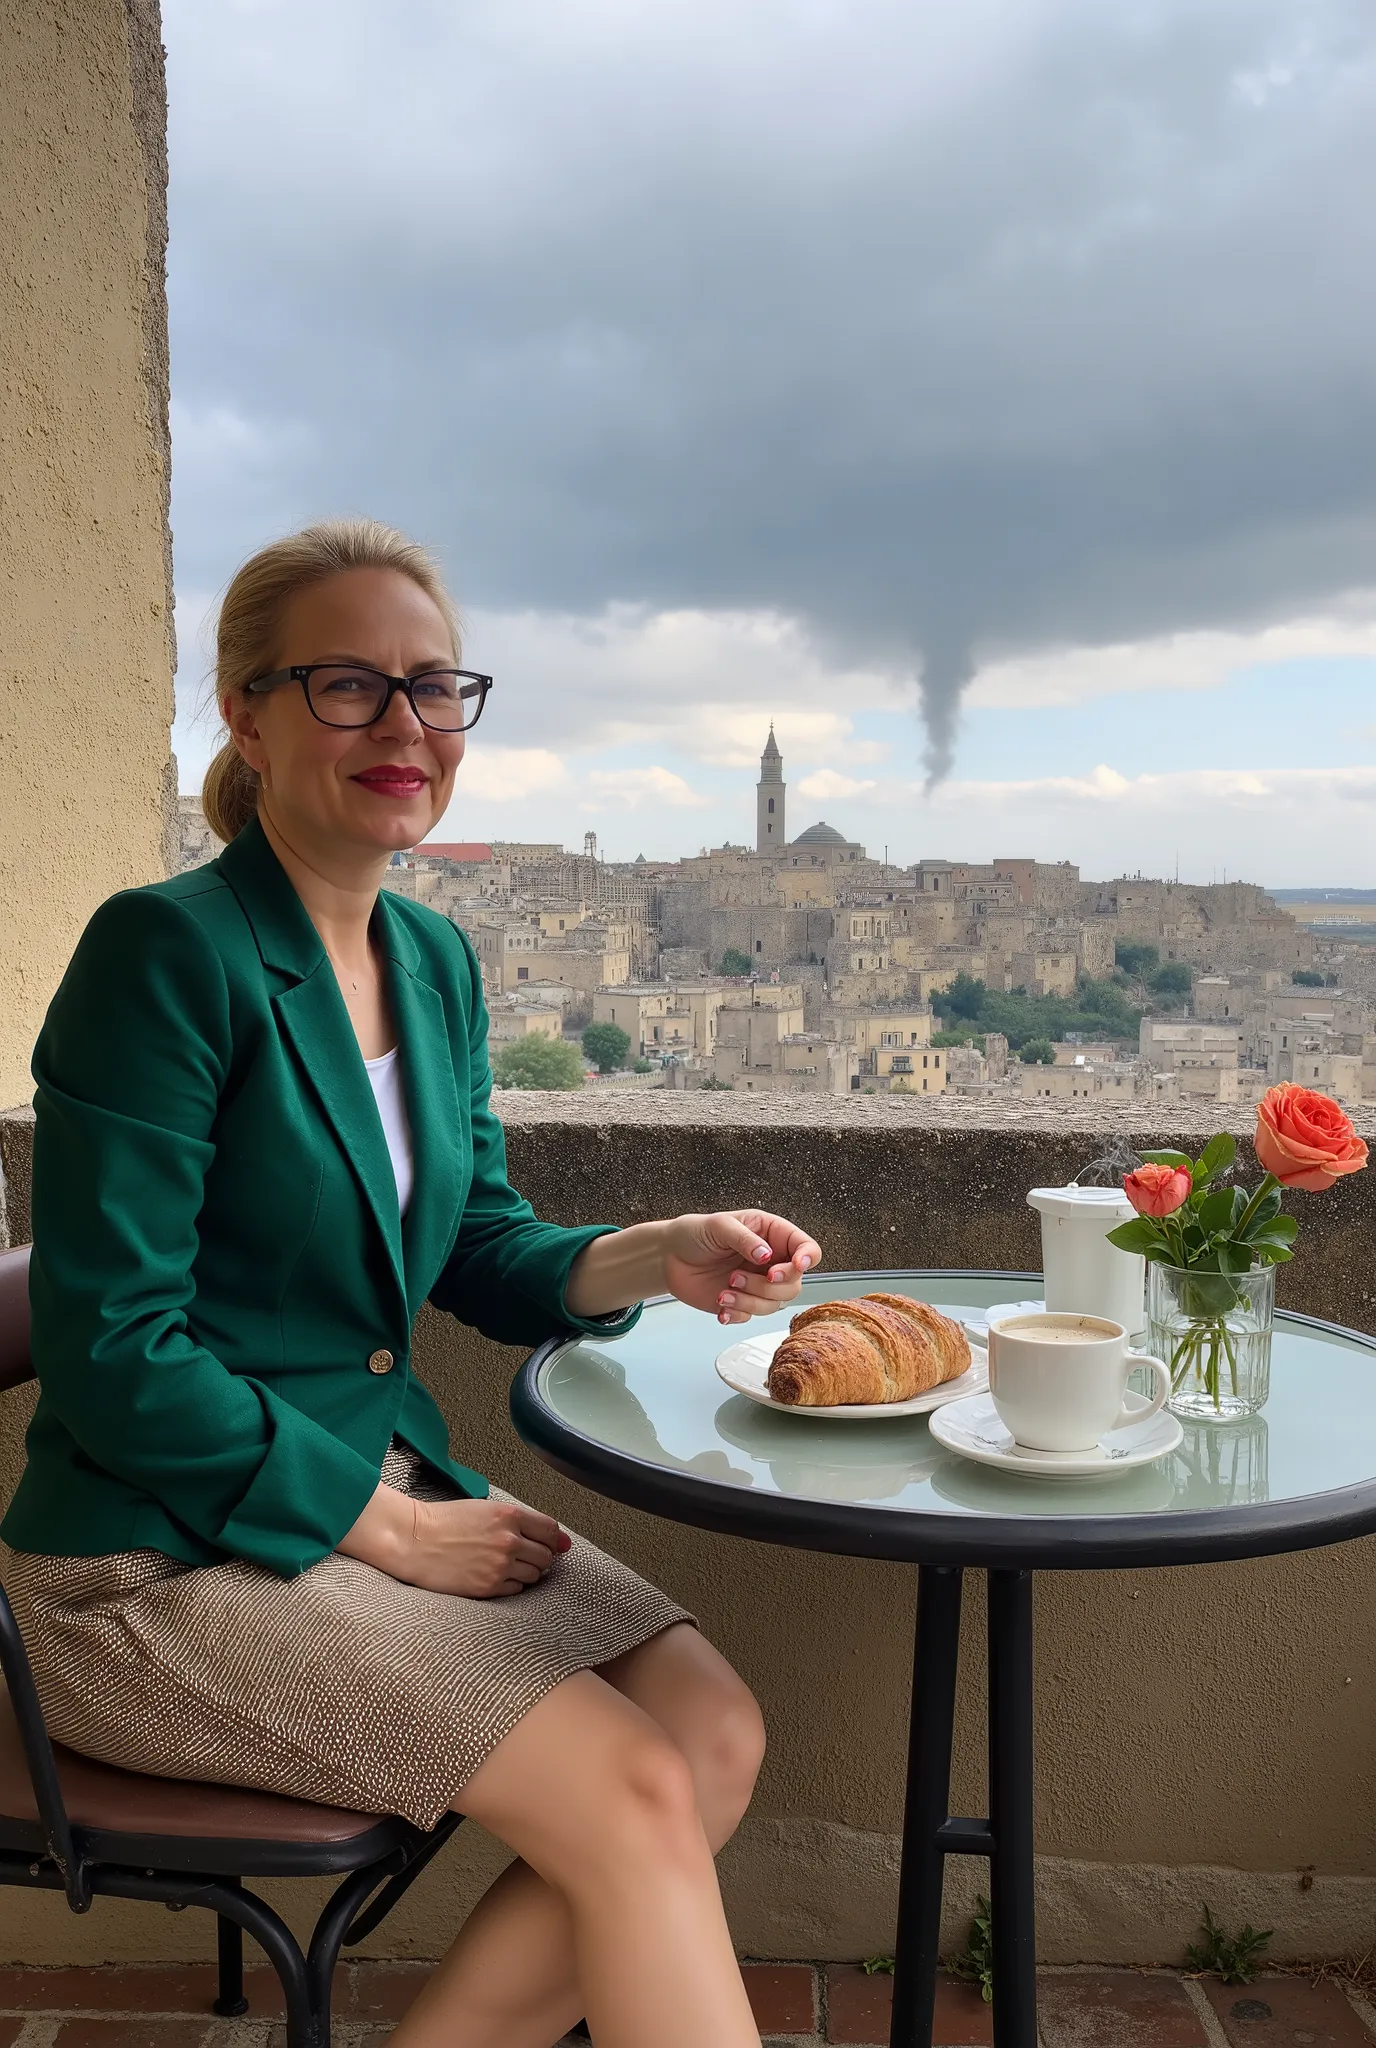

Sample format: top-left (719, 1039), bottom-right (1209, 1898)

top-left (352, 766), bottom-right (427, 798)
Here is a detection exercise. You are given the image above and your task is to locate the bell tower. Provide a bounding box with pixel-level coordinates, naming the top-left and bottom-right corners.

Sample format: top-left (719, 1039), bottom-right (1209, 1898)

top-left (756, 724), bottom-right (785, 854)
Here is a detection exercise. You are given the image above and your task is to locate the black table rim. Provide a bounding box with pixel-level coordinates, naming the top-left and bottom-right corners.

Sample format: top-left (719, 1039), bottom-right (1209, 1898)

top-left (509, 1269), bottom-right (1376, 1571)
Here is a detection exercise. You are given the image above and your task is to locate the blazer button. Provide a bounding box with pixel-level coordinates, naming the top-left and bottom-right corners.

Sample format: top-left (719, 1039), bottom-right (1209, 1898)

top-left (367, 1348), bottom-right (394, 1376)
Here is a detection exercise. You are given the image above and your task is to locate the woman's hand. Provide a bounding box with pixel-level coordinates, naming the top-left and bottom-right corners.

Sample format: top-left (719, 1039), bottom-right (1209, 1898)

top-left (340, 1487), bottom-right (570, 1597)
top-left (661, 1209), bottom-right (823, 1326)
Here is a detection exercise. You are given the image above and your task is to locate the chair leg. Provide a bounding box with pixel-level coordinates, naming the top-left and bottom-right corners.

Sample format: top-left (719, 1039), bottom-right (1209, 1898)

top-left (305, 1861), bottom-right (399, 2048)
top-left (213, 1903), bottom-right (250, 2017)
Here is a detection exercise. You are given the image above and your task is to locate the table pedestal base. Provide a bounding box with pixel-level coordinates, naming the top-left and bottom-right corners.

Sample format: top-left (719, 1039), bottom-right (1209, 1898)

top-left (889, 1565), bottom-right (1036, 2048)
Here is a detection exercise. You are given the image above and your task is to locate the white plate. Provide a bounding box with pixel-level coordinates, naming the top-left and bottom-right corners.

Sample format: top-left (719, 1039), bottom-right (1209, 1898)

top-left (928, 1389), bottom-right (1183, 1478)
top-left (714, 1320), bottom-right (987, 1420)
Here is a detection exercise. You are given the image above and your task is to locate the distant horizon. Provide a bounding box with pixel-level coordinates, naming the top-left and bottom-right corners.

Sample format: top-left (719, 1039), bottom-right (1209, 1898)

top-left (1269, 888), bottom-right (1376, 902)
top-left (402, 827), bottom-right (1376, 901)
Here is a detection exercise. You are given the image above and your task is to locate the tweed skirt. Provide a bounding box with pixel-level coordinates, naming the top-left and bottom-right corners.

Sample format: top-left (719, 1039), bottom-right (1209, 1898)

top-left (5, 1441), bottom-right (693, 1830)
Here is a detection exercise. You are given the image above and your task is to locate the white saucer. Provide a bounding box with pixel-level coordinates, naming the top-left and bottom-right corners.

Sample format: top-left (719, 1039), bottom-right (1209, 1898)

top-left (714, 1323), bottom-right (987, 1421)
top-left (928, 1389), bottom-right (1183, 1477)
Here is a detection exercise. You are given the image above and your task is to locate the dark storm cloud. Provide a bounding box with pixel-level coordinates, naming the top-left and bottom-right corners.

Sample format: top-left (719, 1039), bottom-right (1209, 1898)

top-left (165, 0), bottom-right (1376, 776)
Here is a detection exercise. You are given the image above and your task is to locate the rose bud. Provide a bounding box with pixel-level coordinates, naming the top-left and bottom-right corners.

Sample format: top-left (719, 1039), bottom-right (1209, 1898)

top-left (1255, 1084), bottom-right (1369, 1193)
top-left (1123, 1162), bottom-right (1193, 1217)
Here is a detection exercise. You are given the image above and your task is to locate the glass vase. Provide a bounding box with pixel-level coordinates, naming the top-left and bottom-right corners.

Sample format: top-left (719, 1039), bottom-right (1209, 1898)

top-left (1166, 1415), bottom-right (1270, 1505)
top-left (1147, 1263), bottom-right (1275, 1423)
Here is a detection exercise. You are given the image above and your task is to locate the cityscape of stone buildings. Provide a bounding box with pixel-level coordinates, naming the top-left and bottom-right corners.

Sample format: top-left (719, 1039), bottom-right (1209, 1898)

top-left (175, 725), bottom-right (1373, 1104)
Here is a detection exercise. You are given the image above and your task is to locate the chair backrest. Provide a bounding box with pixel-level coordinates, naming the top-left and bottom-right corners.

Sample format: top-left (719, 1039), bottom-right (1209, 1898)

top-left (0, 1246), bottom-right (34, 1393)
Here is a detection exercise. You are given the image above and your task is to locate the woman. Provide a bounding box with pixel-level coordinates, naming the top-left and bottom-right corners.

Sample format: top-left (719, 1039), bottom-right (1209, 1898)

top-left (3, 519), bottom-right (823, 2048)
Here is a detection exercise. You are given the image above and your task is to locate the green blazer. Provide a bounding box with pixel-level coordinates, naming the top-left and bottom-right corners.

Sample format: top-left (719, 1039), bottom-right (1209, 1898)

top-left (1, 817), bottom-right (635, 1578)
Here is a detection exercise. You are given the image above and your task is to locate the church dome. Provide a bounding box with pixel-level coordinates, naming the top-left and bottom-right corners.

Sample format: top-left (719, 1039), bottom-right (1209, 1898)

top-left (792, 820), bottom-right (848, 846)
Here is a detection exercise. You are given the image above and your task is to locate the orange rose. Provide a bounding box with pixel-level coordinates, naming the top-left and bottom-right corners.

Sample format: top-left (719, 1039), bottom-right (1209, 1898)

top-left (1124, 1162), bottom-right (1193, 1216)
top-left (1254, 1084), bottom-right (1368, 1192)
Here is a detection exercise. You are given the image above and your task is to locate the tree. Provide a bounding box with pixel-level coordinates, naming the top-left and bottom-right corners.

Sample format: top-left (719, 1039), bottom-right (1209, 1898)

top-left (1292, 969), bottom-right (1325, 986)
top-left (1115, 941), bottom-right (1160, 979)
top-left (1149, 961), bottom-right (1192, 997)
top-left (719, 948), bottom-right (754, 976)
top-left (930, 968), bottom-right (1144, 1053)
top-left (492, 1035), bottom-right (585, 1090)
top-left (633, 1057), bottom-right (654, 1074)
top-left (939, 972), bottom-right (987, 1021)
top-left (933, 1028), bottom-right (984, 1050)
top-left (582, 1021), bottom-right (632, 1073)
top-left (1019, 1038), bottom-right (1056, 1065)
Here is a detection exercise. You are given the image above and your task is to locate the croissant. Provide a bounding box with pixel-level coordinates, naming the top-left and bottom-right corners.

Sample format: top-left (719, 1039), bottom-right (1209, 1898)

top-left (766, 1293), bottom-right (970, 1407)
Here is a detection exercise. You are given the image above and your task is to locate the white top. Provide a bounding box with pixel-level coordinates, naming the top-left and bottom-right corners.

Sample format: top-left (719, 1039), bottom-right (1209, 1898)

top-left (363, 1045), bottom-right (414, 1219)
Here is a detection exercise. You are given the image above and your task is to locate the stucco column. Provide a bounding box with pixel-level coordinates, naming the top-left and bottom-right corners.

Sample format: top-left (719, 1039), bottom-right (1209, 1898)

top-left (0, 0), bottom-right (175, 1110)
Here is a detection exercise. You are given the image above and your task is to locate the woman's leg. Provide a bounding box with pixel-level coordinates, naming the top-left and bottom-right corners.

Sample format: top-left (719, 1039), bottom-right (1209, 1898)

top-left (389, 1626), bottom-right (764, 2048)
top-left (602, 1622), bottom-right (768, 1845)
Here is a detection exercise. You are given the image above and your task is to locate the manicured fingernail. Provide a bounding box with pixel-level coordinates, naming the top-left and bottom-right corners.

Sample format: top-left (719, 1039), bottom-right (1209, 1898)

top-left (730, 1272), bottom-right (748, 1288)
top-left (799, 1254), bottom-right (812, 1270)
top-left (753, 1245), bottom-right (771, 1261)
top-left (558, 1533), bottom-right (572, 1553)
top-left (718, 1291), bottom-right (735, 1308)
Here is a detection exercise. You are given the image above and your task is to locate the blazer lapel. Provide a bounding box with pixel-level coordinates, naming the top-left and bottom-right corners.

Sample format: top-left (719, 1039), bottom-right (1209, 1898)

top-left (274, 970), bottom-right (407, 1302)
top-left (376, 894), bottom-right (465, 1309)
top-left (217, 821), bottom-right (408, 1307)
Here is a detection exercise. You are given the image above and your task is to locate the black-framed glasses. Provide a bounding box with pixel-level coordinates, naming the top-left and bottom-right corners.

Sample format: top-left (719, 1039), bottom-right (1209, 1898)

top-left (245, 663), bottom-right (492, 732)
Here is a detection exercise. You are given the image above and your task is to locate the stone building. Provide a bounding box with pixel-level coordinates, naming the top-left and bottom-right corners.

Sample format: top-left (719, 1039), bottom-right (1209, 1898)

top-left (484, 1001), bottom-right (564, 1046)
top-left (593, 983), bottom-right (725, 1060)
top-left (176, 795), bottom-right (219, 871)
top-left (475, 919), bottom-right (542, 992)
top-left (756, 723), bottom-right (785, 852)
top-left (784, 820), bottom-right (867, 869)
top-left (1092, 876), bottom-right (1315, 975)
top-left (1018, 1056), bottom-right (1151, 1101)
top-left (710, 987), bottom-right (857, 1093)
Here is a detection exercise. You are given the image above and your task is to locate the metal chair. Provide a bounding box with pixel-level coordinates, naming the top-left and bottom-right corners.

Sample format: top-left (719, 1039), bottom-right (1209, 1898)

top-left (0, 1243), bottom-right (461, 2048)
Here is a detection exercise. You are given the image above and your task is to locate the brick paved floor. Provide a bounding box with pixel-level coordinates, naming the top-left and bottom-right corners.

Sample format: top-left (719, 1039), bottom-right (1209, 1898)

top-left (1, 1961), bottom-right (1375, 2046)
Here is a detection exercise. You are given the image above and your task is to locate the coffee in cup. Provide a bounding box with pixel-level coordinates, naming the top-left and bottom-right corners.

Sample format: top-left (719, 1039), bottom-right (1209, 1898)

top-left (986, 1312), bottom-right (1170, 1454)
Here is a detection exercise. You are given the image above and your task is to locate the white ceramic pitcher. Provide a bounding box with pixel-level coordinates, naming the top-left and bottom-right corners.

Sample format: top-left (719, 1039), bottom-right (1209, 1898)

top-left (1026, 1184), bottom-right (1145, 1336)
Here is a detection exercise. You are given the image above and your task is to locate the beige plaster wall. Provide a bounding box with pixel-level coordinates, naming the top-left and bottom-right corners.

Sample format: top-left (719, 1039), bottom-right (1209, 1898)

top-left (4, 1098), bottom-right (1376, 1967)
top-left (0, 0), bottom-right (176, 1110)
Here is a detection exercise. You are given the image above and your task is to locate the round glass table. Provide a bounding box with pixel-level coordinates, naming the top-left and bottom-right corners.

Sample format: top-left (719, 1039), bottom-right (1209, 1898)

top-left (511, 1270), bottom-right (1376, 2048)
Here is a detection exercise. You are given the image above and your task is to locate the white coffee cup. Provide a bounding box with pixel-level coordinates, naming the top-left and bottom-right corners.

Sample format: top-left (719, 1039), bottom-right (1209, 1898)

top-left (986, 1312), bottom-right (1170, 1453)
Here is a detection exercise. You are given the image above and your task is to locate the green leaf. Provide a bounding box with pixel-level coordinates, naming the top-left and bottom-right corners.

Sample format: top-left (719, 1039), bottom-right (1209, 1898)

top-left (1251, 1244), bottom-right (1294, 1265)
top-left (1220, 1241), bottom-right (1256, 1273)
top-left (1192, 1133), bottom-right (1237, 1188)
top-left (1184, 1904), bottom-right (1272, 1986)
top-left (1250, 1212), bottom-right (1297, 1243)
top-left (1244, 1212), bottom-right (1302, 1245)
top-left (1198, 1188), bottom-right (1239, 1235)
top-left (1243, 1188), bottom-right (1283, 1230)
top-left (1105, 1218), bottom-right (1166, 1254)
top-left (1142, 1149), bottom-right (1194, 1170)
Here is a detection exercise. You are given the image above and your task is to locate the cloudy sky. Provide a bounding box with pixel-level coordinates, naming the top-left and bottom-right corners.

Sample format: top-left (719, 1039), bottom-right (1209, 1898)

top-left (165, 0), bottom-right (1376, 883)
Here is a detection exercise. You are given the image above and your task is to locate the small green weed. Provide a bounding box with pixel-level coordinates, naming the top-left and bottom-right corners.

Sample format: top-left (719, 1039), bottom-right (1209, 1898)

top-left (861, 1956), bottom-right (894, 1975)
top-left (1184, 1903), bottom-right (1272, 1985)
top-left (948, 1895), bottom-right (995, 2003)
